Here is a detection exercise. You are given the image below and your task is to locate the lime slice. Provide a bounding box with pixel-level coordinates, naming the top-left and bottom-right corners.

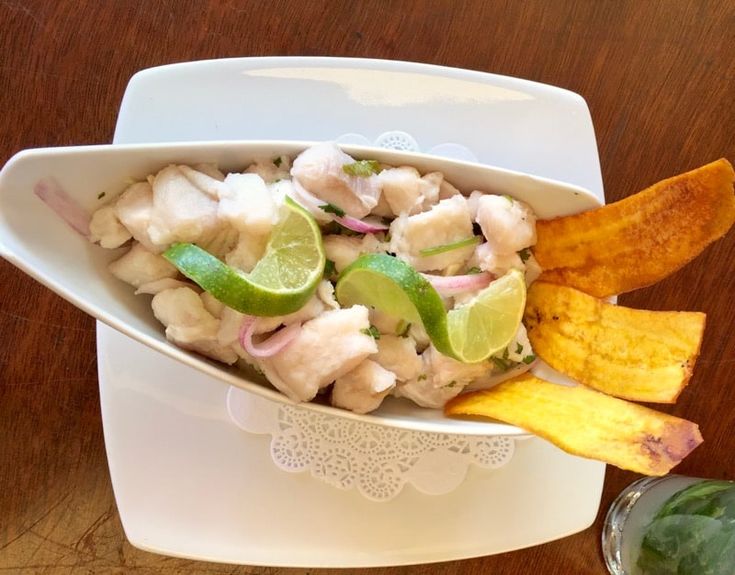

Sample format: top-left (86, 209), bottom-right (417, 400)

top-left (445, 269), bottom-right (527, 362)
top-left (163, 197), bottom-right (325, 316)
top-left (336, 254), bottom-right (526, 363)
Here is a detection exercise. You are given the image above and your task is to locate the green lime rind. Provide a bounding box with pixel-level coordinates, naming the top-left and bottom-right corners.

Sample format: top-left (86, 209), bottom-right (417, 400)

top-left (163, 243), bottom-right (316, 316)
top-left (336, 253), bottom-right (455, 357)
top-left (163, 197), bottom-right (325, 317)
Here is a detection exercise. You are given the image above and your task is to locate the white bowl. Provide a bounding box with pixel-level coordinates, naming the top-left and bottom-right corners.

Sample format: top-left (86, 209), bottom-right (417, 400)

top-left (0, 140), bottom-right (600, 435)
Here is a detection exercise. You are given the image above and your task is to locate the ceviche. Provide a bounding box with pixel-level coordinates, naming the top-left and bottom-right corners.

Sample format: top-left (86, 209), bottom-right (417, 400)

top-left (85, 142), bottom-right (538, 414)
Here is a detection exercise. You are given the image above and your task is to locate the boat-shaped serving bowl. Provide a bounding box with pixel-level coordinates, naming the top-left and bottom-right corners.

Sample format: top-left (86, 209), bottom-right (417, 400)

top-left (0, 141), bottom-right (600, 436)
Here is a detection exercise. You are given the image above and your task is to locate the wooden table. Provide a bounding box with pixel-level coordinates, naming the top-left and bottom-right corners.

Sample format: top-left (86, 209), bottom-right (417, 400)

top-left (1, 1), bottom-right (733, 573)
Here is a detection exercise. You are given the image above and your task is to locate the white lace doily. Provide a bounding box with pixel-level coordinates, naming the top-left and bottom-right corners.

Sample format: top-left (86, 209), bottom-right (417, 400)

top-left (225, 132), bottom-right (513, 501)
top-left (227, 387), bottom-right (515, 502)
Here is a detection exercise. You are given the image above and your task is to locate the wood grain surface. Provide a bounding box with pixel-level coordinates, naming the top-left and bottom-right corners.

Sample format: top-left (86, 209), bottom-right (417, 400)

top-left (1, 1), bottom-right (734, 573)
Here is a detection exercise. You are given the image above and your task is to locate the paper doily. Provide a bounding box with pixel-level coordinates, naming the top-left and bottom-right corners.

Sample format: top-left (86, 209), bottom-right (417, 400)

top-left (227, 387), bottom-right (515, 502)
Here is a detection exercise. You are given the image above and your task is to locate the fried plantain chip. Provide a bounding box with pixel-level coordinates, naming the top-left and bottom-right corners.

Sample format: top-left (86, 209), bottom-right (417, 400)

top-left (444, 374), bottom-right (703, 475)
top-left (533, 159), bottom-right (735, 297)
top-left (524, 282), bottom-right (705, 403)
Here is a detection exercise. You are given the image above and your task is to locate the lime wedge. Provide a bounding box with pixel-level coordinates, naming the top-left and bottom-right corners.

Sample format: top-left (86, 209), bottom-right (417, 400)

top-left (163, 197), bottom-right (325, 316)
top-left (336, 254), bottom-right (525, 363)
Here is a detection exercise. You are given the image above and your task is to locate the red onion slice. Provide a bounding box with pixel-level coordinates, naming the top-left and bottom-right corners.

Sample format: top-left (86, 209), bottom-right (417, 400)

top-left (333, 214), bottom-right (389, 233)
top-left (239, 316), bottom-right (301, 358)
top-left (34, 178), bottom-right (91, 237)
top-left (422, 272), bottom-right (495, 296)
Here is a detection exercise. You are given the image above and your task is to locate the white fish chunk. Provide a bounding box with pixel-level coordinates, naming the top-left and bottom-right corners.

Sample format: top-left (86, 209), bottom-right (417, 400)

top-left (323, 233), bottom-right (382, 273)
top-left (331, 359), bottom-right (396, 414)
top-left (372, 335), bottom-right (422, 381)
top-left (396, 345), bottom-right (487, 408)
top-left (389, 195), bottom-right (475, 272)
top-left (178, 165), bottom-right (228, 198)
top-left (378, 166), bottom-right (431, 215)
top-left (475, 194), bottom-right (537, 254)
top-left (291, 142), bottom-right (381, 218)
top-left (147, 165), bottom-right (221, 247)
top-left (220, 173), bottom-right (277, 235)
top-left (225, 230), bottom-right (269, 273)
top-left (217, 306), bottom-right (244, 347)
top-left (200, 291), bottom-right (225, 319)
top-left (114, 182), bottom-right (158, 252)
top-left (317, 279), bottom-right (340, 310)
top-left (192, 163), bottom-right (225, 181)
top-left (253, 293), bottom-right (326, 334)
top-left (259, 306), bottom-right (377, 402)
top-left (88, 205), bottom-right (132, 249)
top-left (151, 287), bottom-right (238, 364)
top-left (469, 242), bottom-right (525, 277)
top-left (108, 242), bottom-right (178, 288)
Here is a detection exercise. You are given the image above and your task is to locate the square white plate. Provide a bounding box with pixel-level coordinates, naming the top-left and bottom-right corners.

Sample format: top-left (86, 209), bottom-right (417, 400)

top-left (101, 57), bottom-right (606, 567)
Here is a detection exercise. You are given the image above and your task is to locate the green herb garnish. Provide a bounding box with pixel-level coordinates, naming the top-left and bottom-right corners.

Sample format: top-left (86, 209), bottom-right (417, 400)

top-left (467, 266), bottom-right (482, 274)
top-left (417, 373), bottom-right (427, 381)
top-left (395, 319), bottom-right (412, 337)
top-left (97, 191), bottom-right (106, 199)
top-left (361, 325), bottom-right (381, 340)
top-left (323, 259), bottom-right (336, 279)
top-left (522, 354), bottom-right (536, 364)
top-left (342, 160), bottom-right (381, 177)
top-left (320, 202), bottom-right (346, 218)
top-left (518, 248), bottom-right (532, 263)
top-left (419, 236), bottom-right (481, 257)
top-left (492, 356), bottom-right (513, 371)
top-left (515, 342), bottom-right (524, 354)
top-left (273, 156), bottom-right (283, 167)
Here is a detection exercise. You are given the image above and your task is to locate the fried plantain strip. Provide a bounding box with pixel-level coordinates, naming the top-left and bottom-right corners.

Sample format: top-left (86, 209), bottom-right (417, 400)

top-left (444, 374), bottom-right (703, 475)
top-left (533, 159), bottom-right (735, 297)
top-left (524, 282), bottom-right (706, 403)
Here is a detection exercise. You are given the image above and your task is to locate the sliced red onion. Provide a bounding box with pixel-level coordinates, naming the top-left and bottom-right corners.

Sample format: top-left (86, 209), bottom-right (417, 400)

top-left (239, 315), bottom-right (301, 358)
top-left (422, 271), bottom-right (494, 295)
top-left (333, 214), bottom-right (389, 233)
top-left (34, 178), bottom-right (91, 237)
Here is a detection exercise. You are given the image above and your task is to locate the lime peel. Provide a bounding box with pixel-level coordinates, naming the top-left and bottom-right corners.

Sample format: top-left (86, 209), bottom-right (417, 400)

top-left (163, 197), bottom-right (325, 317)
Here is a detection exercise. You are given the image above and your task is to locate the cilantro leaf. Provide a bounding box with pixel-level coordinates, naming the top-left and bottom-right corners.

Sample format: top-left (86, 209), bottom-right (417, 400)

top-left (342, 160), bottom-right (381, 177)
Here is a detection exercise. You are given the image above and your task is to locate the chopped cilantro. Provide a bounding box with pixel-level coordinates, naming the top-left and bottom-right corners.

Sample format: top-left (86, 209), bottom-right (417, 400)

top-left (491, 356), bottom-right (512, 371)
top-left (444, 380), bottom-right (458, 388)
top-left (467, 266), bottom-right (482, 274)
top-left (342, 160), bottom-right (381, 177)
top-left (360, 325), bottom-right (381, 340)
top-left (320, 202), bottom-right (346, 217)
top-left (273, 156), bottom-right (283, 167)
top-left (395, 319), bottom-right (411, 337)
top-left (515, 342), bottom-right (524, 354)
top-left (97, 191), bottom-right (106, 199)
top-left (502, 194), bottom-right (514, 204)
top-left (323, 259), bottom-right (336, 279)
top-left (417, 373), bottom-right (427, 381)
top-left (522, 354), bottom-right (536, 364)
top-left (502, 347), bottom-right (510, 360)
top-left (518, 248), bottom-right (532, 263)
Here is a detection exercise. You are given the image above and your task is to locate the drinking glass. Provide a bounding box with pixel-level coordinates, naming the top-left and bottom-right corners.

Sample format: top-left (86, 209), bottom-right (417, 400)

top-left (602, 475), bottom-right (735, 575)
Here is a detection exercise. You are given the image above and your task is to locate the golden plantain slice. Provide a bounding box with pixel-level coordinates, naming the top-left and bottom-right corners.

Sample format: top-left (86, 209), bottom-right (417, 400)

top-left (533, 159), bottom-right (735, 297)
top-left (524, 282), bottom-right (706, 403)
top-left (444, 374), bottom-right (703, 475)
